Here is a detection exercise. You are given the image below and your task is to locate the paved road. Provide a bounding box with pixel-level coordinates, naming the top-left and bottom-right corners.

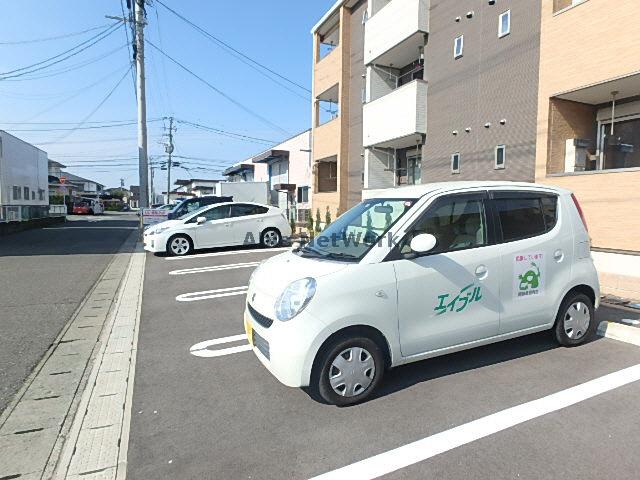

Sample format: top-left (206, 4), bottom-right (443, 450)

top-left (0, 212), bottom-right (138, 413)
top-left (127, 247), bottom-right (640, 480)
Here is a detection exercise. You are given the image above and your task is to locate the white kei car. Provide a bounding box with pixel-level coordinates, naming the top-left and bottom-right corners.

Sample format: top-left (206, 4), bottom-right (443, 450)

top-left (244, 181), bottom-right (600, 406)
top-left (143, 202), bottom-right (291, 256)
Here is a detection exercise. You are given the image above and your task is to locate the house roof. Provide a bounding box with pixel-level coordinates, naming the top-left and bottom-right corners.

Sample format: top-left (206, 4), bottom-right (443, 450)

top-left (252, 149), bottom-right (290, 164)
top-left (174, 178), bottom-right (222, 186)
top-left (48, 159), bottom-right (67, 169)
top-left (223, 163), bottom-right (255, 176)
top-left (59, 172), bottom-right (104, 188)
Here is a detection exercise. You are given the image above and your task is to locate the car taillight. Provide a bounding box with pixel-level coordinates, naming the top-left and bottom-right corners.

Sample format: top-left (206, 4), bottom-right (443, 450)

top-left (571, 193), bottom-right (588, 232)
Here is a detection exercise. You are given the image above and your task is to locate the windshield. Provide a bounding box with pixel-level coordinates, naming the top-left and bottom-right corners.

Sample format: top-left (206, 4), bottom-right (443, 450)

top-left (300, 198), bottom-right (416, 261)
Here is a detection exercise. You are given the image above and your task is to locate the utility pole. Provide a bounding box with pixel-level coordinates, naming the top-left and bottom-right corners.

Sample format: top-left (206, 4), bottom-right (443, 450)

top-left (165, 117), bottom-right (175, 204)
top-left (135, 0), bottom-right (149, 209)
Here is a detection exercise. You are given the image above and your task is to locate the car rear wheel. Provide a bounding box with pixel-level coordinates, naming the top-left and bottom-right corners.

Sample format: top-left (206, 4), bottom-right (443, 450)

top-left (167, 235), bottom-right (193, 256)
top-left (312, 335), bottom-right (385, 406)
top-left (260, 228), bottom-right (281, 248)
top-left (554, 292), bottom-right (595, 346)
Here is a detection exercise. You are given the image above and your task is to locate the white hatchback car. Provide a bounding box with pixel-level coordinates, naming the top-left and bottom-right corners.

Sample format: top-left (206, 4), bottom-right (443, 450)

top-left (245, 182), bottom-right (599, 406)
top-left (143, 202), bottom-right (291, 256)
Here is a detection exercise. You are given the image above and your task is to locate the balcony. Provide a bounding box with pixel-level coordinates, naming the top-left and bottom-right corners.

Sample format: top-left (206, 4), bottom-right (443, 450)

top-left (363, 79), bottom-right (427, 148)
top-left (364, 0), bottom-right (428, 67)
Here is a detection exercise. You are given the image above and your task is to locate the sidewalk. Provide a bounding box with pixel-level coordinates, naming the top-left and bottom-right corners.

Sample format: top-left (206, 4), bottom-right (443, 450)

top-left (592, 250), bottom-right (640, 303)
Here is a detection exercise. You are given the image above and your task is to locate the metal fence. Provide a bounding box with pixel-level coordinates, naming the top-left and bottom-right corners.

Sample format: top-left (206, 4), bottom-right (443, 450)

top-left (0, 205), bottom-right (60, 223)
top-left (49, 205), bottom-right (67, 217)
top-left (0, 206), bottom-right (21, 223)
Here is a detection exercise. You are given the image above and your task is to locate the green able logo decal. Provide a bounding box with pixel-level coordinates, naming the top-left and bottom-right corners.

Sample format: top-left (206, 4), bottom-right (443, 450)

top-left (434, 283), bottom-right (482, 315)
top-left (514, 253), bottom-right (544, 298)
top-left (518, 262), bottom-right (540, 291)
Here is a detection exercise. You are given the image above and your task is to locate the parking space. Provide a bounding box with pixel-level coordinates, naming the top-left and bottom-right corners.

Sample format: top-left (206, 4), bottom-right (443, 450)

top-left (126, 248), bottom-right (640, 480)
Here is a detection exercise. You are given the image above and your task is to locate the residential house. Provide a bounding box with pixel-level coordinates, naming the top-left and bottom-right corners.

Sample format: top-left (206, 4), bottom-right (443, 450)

top-left (223, 162), bottom-right (268, 183)
top-left (251, 130), bottom-right (312, 223)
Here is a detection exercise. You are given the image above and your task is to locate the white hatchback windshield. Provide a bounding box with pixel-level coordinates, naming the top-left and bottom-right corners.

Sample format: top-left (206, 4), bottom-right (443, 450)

top-left (300, 198), bottom-right (416, 261)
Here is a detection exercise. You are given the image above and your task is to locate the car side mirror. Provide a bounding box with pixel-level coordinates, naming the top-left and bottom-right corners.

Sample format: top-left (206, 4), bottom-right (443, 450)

top-left (196, 216), bottom-right (207, 225)
top-left (410, 233), bottom-right (437, 254)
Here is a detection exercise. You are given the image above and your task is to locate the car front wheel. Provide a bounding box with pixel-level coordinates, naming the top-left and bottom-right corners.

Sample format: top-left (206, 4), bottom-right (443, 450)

top-left (167, 235), bottom-right (193, 256)
top-left (313, 335), bottom-right (385, 406)
top-left (554, 292), bottom-right (595, 346)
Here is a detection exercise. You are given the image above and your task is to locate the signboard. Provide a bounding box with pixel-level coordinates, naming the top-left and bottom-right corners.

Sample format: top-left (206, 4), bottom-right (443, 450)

top-left (60, 176), bottom-right (66, 184)
top-left (142, 208), bottom-right (169, 226)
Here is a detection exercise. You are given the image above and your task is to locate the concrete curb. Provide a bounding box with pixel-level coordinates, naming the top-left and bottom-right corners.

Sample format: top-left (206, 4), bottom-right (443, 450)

top-left (597, 321), bottom-right (640, 347)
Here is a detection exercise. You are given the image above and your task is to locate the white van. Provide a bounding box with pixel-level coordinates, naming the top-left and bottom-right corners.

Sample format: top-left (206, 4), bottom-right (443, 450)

top-left (244, 182), bottom-right (599, 405)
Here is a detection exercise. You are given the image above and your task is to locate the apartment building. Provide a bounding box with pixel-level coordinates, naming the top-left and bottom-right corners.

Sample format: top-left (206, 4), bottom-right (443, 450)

top-left (0, 130), bottom-right (50, 222)
top-left (535, 0), bottom-right (640, 296)
top-left (311, 0), bottom-right (367, 221)
top-left (363, 0), bottom-right (541, 192)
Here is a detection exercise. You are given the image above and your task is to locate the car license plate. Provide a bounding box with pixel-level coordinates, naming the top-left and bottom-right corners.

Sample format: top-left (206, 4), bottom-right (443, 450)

top-left (245, 318), bottom-right (253, 346)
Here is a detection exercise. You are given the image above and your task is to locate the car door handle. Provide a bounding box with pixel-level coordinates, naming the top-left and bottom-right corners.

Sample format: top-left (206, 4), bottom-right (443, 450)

top-left (224, 223), bottom-right (231, 227)
top-left (554, 249), bottom-right (564, 262)
top-left (475, 265), bottom-right (488, 279)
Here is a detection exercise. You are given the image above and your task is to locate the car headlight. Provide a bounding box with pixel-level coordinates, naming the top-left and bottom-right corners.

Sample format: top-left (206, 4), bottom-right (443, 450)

top-left (274, 277), bottom-right (316, 321)
top-left (152, 225), bottom-right (171, 235)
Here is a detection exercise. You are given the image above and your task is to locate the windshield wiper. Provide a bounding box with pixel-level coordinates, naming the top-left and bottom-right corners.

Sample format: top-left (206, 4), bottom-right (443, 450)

top-left (299, 245), bottom-right (326, 258)
top-left (321, 252), bottom-right (358, 261)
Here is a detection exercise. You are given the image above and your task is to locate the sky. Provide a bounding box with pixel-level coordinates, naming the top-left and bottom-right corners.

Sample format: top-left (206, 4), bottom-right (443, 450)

top-left (0, 0), bottom-right (334, 193)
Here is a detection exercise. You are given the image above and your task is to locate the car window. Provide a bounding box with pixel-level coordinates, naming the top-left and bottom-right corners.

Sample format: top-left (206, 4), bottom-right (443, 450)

top-left (494, 194), bottom-right (557, 242)
top-left (201, 205), bottom-right (230, 221)
top-left (184, 201), bottom-right (202, 213)
top-left (230, 204), bottom-right (268, 217)
top-left (400, 196), bottom-right (487, 255)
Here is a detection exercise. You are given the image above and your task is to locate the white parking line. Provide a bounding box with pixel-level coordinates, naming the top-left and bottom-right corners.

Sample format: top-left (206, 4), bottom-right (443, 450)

top-left (165, 247), bottom-right (288, 261)
top-left (176, 285), bottom-right (248, 302)
top-left (189, 334), bottom-right (251, 358)
top-left (170, 262), bottom-right (260, 276)
top-left (310, 363), bottom-right (640, 480)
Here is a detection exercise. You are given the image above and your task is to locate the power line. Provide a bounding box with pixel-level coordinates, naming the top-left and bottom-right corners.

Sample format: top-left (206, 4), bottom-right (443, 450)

top-left (3, 119), bottom-right (162, 132)
top-left (175, 119), bottom-right (277, 145)
top-left (0, 24), bottom-right (111, 45)
top-left (47, 66), bottom-right (133, 144)
top-left (146, 39), bottom-right (290, 136)
top-left (155, 0), bottom-right (310, 94)
top-left (0, 23), bottom-right (122, 79)
top-left (10, 64), bottom-right (133, 123)
top-left (0, 44), bottom-right (128, 82)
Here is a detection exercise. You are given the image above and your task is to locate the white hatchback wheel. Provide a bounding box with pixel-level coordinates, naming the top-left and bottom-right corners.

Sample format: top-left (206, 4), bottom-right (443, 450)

top-left (169, 236), bottom-right (191, 256)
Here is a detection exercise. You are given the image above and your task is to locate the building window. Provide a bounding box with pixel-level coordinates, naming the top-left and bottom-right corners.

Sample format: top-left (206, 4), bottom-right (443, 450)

top-left (498, 10), bottom-right (511, 37)
top-left (495, 145), bottom-right (506, 169)
top-left (451, 153), bottom-right (460, 173)
top-left (38, 189), bottom-right (45, 201)
top-left (297, 186), bottom-right (310, 203)
top-left (553, 0), bottom-right (586, 14)
top-left (317, 160), bottom-right (338, 193)
top-left (454, 35), bottom-right (464, 59)
top-left (24, 187), bottom-right (30, 200)
top-left (32, 191), bottom-right (36, 200)
top-left (13, 186), bottom-right (21, 200)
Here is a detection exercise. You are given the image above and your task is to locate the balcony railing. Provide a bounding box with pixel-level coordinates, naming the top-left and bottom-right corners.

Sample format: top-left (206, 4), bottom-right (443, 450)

top-left (363, 79), bottom-right (427, 148)
top-left (364, 0), bottom-right (428, 67)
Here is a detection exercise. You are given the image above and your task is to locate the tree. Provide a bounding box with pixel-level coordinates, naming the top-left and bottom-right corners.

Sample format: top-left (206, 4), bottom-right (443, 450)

top-left (307, 213), bottom-right (314, 239)
top-left (315, 208), bottom-right (322, 234)
top-left (325, 206), bottom-right (332, 227)
top-left (290, 215), bottom-right (296, 237)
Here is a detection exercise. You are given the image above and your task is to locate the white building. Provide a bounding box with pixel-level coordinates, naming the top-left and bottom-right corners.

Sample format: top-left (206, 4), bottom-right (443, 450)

top-left (0, 130), bottom-right (50, 222)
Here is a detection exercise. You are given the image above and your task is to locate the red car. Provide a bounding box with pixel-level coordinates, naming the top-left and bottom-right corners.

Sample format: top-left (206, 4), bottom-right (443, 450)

top-left (72, 202), bottom-right (92, 215)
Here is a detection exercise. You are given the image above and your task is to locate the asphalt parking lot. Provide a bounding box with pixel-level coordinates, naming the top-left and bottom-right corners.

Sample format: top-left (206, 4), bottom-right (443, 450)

top-left (127, 247), bottom-right (640, 480)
